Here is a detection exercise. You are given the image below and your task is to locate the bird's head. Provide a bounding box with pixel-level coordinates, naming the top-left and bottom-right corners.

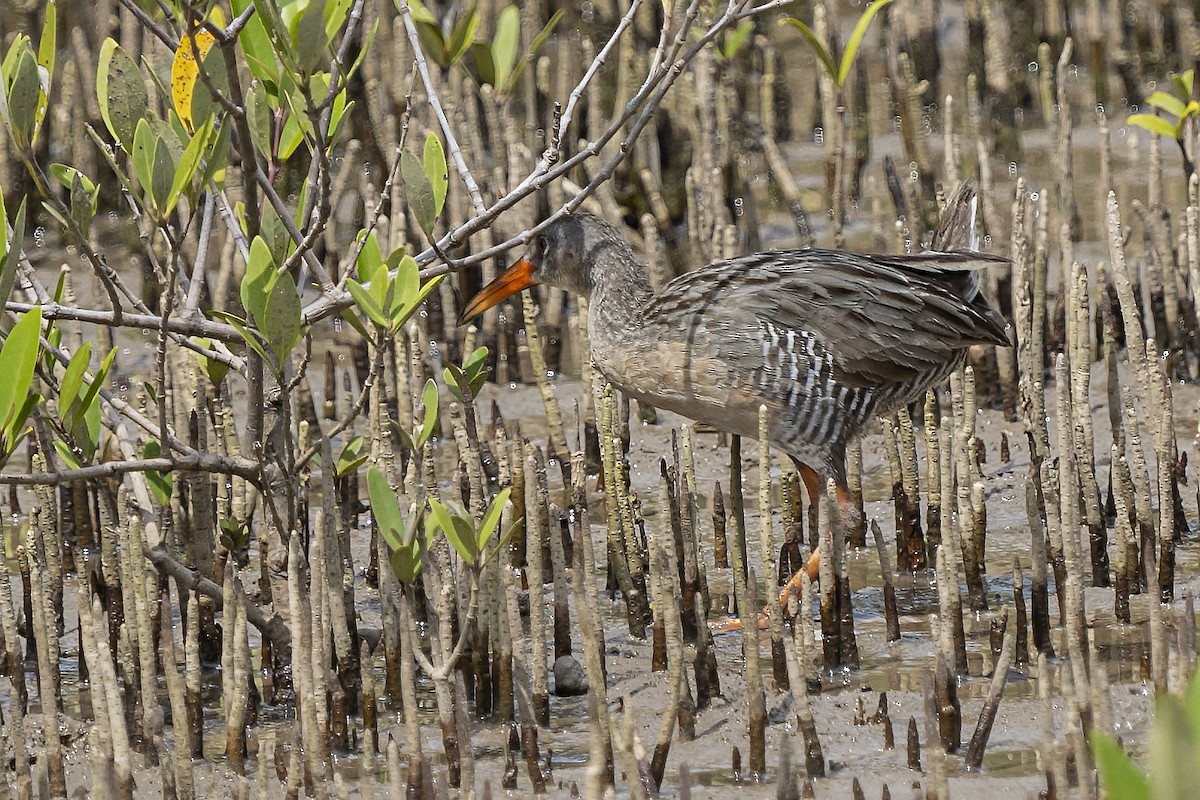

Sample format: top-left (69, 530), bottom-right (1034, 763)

top-left (458, 214), bottom-right (611, 324)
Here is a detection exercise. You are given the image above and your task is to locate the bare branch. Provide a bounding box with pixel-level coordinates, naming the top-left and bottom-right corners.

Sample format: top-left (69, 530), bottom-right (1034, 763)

top-left (0, 454), bottom-right (262, 486)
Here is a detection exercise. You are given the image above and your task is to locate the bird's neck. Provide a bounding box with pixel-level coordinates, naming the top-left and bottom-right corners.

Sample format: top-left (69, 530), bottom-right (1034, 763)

top-left (585, 240), bottom-right (655, 328)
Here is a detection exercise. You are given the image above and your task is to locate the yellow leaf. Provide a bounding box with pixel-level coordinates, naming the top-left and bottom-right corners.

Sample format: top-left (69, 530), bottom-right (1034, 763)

top-left (171, 7), bottom-right (225, 132)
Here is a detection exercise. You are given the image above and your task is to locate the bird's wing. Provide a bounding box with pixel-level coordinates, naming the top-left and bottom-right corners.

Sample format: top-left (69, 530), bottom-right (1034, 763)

top-left (642, 249), bottom-right (1010, 389)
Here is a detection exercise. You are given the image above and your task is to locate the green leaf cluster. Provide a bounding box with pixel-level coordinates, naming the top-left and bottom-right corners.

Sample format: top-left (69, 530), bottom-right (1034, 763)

top-left (334, 436), bottom-right (368, 477)
top-left (444, 346), bottom-right (488, 403)
top-left (408, 0), bottom-right (478, 69)
top-left (426, 487), bottom-right (514, 568)
top-left (0, 2), bottom-right (56, 153)
top-left (1127, 71), bottom-right (1200, 142)
top-left (367, 466), bottom-right (427, 583)
top-left (131, 115), bottom-right (218, 222)
top-left (219, 517), bottom-right (251, 566)
top-left (212, 236), bottom-right (305, 373)
top-left (47, 164), bottom-right (100, 237)
top-left (247, 0), bottom-right (356, 79)
top-left (95, 35), bottom-right (226, 224)
top-left (716, 20), bottom-right (754, 63)
top-left (402, 132), bottom-right (449, 240)
top-left (52, 342), bottom-right (116, 468)
top-left (471, 6), bottom-right (561, 95)
top-left (1092, 672), bottom-right (1200, 800)
top-left (395, 379), bottom-right (439, 453)
top-left (346, 231), bottom-right (444, 336)
top-left (232, 0), bottom-right (364, 164)
top-left (783, 0), bottom-right (892, 88)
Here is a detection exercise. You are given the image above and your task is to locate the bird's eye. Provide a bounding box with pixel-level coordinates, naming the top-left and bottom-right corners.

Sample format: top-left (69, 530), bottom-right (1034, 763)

top-left (538, 235), bottom-right (549, 255)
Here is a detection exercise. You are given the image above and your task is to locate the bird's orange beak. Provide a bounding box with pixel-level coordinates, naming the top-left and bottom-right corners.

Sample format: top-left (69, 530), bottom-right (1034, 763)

top-left (457, 258), bottom-right (539, 325)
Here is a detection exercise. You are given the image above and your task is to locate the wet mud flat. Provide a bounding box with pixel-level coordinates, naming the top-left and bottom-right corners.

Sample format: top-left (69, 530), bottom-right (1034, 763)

top-left (9, 369), bottom-right (1190, 800)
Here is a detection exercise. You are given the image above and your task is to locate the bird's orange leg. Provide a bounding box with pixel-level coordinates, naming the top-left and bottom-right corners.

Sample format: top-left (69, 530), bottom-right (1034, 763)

top-left (709, 464), bottom-right (855, 635)
top-left (778, 464), bottom-right (851, 614)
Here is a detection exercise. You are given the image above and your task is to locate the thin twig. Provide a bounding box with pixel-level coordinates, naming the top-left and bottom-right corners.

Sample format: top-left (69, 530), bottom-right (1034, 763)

top-left (0, 454), bottom-right (262, 485)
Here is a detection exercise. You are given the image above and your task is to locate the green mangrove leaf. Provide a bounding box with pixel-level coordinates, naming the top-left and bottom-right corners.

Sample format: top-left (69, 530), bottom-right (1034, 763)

top-left (261, 269), bottom-right (302, 366)
top-left (389, 254), bottom-right (420, 324)
top-left (33, 1), bottom-right (55, 146)
top-left (838, 0), bottom-right (893, 87)
top-left (417, 377), bottom-right (437, 448)
top-left (338, 308), bottom-right (371, 341)
top-left (199, 117), bottom-right (232, 188)
top-left (143, 440), bottom-right (173, 505)
top-left (471, 42), bottom-right (495, 87)
top-left (1127, 113), bottom-right (1180, 139)
top-left (1172, 70), bottom-right (1195, 103)
top-left (719, 20), bottom-right (754, 62)
top-left (4, 43), bottom-right (40, 150)
top-left (232, 0), bottom-right (279, 83)
top-left (253, 0), bottom-right (295, 70)
top-left (259, 200), bottom-right (292, 266)
top-left (324, 0), bottom-right (355, 42)
top-left (0, 306), bottom-right (42, 449)
top-left (131, 118), bottom-right (156, 207)
top-left (399, 273), bottom-right (444, 330)
top-left (168, 116), bottom-right (213, 213)
top-left (443, 362), bottom-right (465, 402)
top-left (54, 440), bottom-right (82, 471)
top-left (241, 235), bottom-right (276, 324)
top-left (246, 80), bottom-right (275, 156)
top-left (355, 230), bottom-right (383, 282)
top-left (402, 148), bottom-right (436, 238)
top-left (77, 346), bottom-right (114, 428)
top-left (223, 313), bottom-right (274, 367)
top-left (1148, 695), bottom-right (1197, 800)
top-left (478, 486), bottom-right (511, 552)
top-left (481, 518), bottom-right (519, 567)
top-left (428, 498), bottom-right (475, 562)
top-left (1146, 89), bottom-right (1187, 120)
top-left (188, 47), bottom-right (228, 137)
top-left (95, 39), bottom-right (147, 151)
top-left (1091, 733), bottom-right (1150, 800)
top-left (346, 278), bottom-right (387, 329)
top-left (0, 194), bottom-right (21, 315)
top-left (446, 3), bottom-right (479, 67)
top-left (423, 132), bottom-right (448, 218)
top-left (335, 436), bottom-right (367, 477)
top-left (150, 124), bottom-right (178, 217)
top-left (491, 6), bottom-right (520, 89)
top-left (782, 18), bottom-right (835, 83)
top-left (58, 342), bottom-right (93, 423)
top-left (507, 9), bottom-right (562, 91)
top-left (367, 466), bottom-right (405, 549)
top-left (294, 0), bottom-right (329, 73)
top-left (51, 165), bottom-right (100, 235)
top-left (194, 337), bottom-right (230, 387)
top-left (329, 87), bottom-right (351, 143)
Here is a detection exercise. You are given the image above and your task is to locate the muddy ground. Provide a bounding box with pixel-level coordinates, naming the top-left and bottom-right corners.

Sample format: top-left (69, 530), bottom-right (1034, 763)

top-left (9, 363), bottom-right (1197, 799)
